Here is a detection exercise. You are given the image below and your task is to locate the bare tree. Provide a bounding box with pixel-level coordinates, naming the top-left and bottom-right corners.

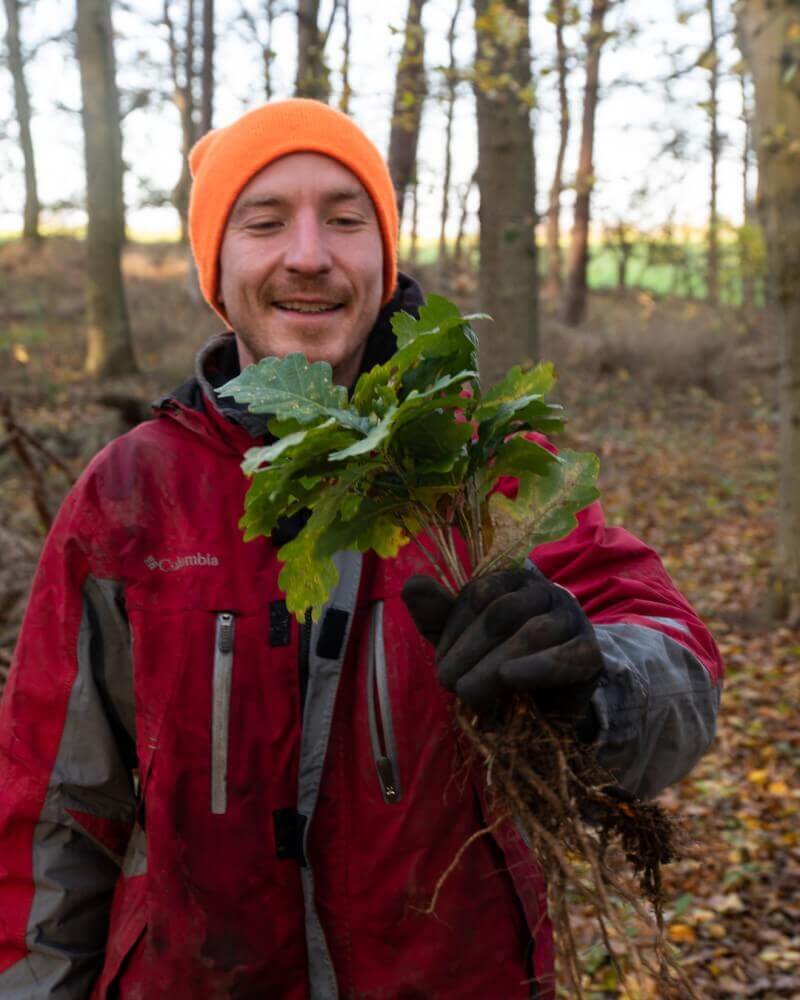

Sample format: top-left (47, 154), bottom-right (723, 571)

top-left (238, 0), bottom-right (277, 100)
top-left (339, 0), bottom-right (351, 112)
top-left (75, 0), bottom-right (137, 377)
top-left (437, 0), bottom-right (463, 283)
top-left (739, 0), bottom-right (800, 622)
top-left (544, 0), bottom-right (572, 299)
top-left (3, 0), bottom-right (40, 240)
top-left (296, 0), bottom-right (330, 100)
top-left (738, 63), bottom-right (757, 311)
top-left (705, 0), bottom-right (720, 305)
top-left (200, 0), bottom-right (214, 134)
top-left (164, 0), bottom-right (198, 242)
top-left (387, 0), bottom-right (428, 228)
top-left (474, 0), bottom-right (538, 376)
top-left (561, 0), bottom-right (611, 326)
top-left (453, 168), bottom-right (477, 271)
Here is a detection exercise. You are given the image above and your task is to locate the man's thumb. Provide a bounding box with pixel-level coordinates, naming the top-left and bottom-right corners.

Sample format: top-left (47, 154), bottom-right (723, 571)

top-left (401, 575), bottom-right (455, 647)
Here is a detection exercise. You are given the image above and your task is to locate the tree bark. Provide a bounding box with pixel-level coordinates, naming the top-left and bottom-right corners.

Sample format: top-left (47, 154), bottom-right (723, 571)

top-left (739, 66), bottom-right (756, 311)
top-left (544, 0), bottom-right (570, 299)
top-left (387, 0), bottom-right (428, 229)
top-left (739, 0), bottom-right (800, 622)
top-left (75, 0), bottom-right (137, 378)
top-left (296, 0), bottom-right (330, 101)
top-left (339, 0), bottom-right (352, 112)
top-left (474, 0), bottom-right (538, 378)
top-left (200, 0), bottom-right (214, 135)
top-left (437, 0), bottom-right (463, 284)
top-left (453, 168), bottom-right (477, 270)
top-left (3, 0), bottom-right (40, 240)
top-left (561, 0), bottom-right (609, 326)
top-left (164, 0), bottom-right (198, 243)
top-left (706, 0), bottom-right (720, 306)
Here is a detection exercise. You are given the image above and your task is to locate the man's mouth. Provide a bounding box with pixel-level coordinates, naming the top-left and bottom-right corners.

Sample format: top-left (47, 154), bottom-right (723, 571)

top-left (273, 300), bottom-right (344, 315)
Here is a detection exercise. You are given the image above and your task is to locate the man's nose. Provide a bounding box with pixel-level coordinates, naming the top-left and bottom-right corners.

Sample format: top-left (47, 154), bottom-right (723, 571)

top-left (283, 213), bottom-right (333, 274)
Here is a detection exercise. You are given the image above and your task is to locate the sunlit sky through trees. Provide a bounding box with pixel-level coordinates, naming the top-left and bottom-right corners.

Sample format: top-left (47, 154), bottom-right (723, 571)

top-left (0, 0), bottom-right (748, 241)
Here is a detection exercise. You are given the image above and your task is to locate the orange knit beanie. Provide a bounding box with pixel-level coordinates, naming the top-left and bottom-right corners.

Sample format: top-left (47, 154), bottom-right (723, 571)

top-left (188, 99), bottom-right (399, 324)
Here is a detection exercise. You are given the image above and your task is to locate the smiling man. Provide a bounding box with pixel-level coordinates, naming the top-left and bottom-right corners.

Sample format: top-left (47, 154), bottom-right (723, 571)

top-left (0, 100), bottom-right (723, 999)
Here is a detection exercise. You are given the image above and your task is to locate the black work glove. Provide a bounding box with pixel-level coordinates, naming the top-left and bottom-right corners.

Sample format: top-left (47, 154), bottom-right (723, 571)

top-left (402, 566), bottom-right (604, 730)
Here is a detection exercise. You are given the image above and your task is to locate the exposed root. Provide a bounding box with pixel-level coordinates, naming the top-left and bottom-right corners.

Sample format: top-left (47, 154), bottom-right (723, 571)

top-left (416, 813), bottom-right (508, 917)
top-left (452, 695), bottom-right (701, 999)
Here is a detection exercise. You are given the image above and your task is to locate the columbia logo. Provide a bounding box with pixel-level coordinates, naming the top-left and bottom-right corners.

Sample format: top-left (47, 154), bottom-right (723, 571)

top-left (145, 553), bottom-right (220, 572)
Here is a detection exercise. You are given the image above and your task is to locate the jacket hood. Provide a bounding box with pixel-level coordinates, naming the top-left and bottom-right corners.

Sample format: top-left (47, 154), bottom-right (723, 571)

top-left (153, 272), bottom-right (424, 451)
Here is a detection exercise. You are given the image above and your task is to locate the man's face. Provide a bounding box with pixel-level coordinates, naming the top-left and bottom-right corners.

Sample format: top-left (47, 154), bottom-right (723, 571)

top-left (218, 152), bottom-right (384, 387)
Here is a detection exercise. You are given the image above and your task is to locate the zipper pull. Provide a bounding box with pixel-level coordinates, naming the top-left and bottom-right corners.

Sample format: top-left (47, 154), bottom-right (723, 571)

top-left (376, 756), bottom-right (399, 804)
top-left (217, 612), bottom-right (234, 654)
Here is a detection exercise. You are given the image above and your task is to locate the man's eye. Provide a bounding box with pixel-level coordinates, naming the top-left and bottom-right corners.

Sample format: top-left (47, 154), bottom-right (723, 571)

top-left (330, 216), bottom-right (362, 228)
top-left (247, 219), bottom-right (282, 232)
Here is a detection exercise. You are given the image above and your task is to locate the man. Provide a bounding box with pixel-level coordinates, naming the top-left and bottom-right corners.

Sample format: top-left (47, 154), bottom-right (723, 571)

top-left (0, 100), bottom-right (723, 999)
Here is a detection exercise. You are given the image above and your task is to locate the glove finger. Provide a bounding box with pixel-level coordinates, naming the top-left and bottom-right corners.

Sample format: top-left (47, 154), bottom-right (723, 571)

top-left (437, 569), bottom-right (542, 658)
top-left (437, 598), bottom-right (570, 690)
top-left (499, 634), bottom-right (603, 692)
top-left (401, 575), bottom-right (456, 646)
top-left (454, 655), bottom-right (509, 708)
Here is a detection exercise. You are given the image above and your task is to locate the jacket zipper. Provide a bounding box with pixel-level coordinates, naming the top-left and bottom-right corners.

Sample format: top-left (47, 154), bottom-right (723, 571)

top-left (211, 611), bottom-right (235, 815)
top-left (367, 601), bottom-right (402, 804)
top-left (298, 607), bottom-right (312, 719)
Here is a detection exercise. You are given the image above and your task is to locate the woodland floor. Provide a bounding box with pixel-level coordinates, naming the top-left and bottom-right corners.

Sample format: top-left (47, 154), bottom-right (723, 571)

top-left (0, 238), bottom-right (797, 999)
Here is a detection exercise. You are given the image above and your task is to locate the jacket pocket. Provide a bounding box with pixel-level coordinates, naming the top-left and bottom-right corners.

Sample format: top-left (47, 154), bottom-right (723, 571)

top-left (366, 601), bottom-right (403, 804)
top-left (211, 611), bottom-right (236, 815)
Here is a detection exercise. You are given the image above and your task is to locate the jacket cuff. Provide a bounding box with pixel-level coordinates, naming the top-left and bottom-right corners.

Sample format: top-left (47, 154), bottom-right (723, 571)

top-left (585, 621), bottom-right (721, 799)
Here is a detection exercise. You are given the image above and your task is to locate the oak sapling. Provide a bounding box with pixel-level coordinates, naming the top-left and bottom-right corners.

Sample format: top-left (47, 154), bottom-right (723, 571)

top-left (219, 293), bottom-right (691, 998)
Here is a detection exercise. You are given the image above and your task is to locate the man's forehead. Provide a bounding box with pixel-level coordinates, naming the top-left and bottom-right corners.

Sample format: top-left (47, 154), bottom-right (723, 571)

top-left (231, 152), bottom-right (374, 215)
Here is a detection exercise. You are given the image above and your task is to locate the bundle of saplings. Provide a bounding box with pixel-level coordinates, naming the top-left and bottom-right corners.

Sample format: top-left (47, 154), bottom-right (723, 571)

top-left (220, 295), bottom-right (693, 998)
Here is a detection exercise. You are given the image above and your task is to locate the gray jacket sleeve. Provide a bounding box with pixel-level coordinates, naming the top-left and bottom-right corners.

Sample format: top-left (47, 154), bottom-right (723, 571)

top-left (0, 578), bottom-right (137, 999)
top-left (590, 620), bottom-right (721, 799)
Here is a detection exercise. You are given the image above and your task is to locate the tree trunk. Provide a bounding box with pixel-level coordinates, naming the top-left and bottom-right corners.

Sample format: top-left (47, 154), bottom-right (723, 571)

top-left (75, 0), bottom-right (137, 378)
top-left (3, 0), bottom-right (40, 240)
top-left (707, 0), bottom-right (720, 306)
top-left (296, 0), bottom-right (329, 101)
top-left (437, 0), bottom-right (463, 283)
top-left (164, 0), bottom-right (198, 243)
top-left (545, 0), bottom-right (570, 299)
top-left (339, 0), bottom-right (352, 112)
top-left (474, 0), bottom-right (538, 378)
top-left (739, 0), bottom-right (800, 622)
top-left (387, 0), bottom-right (428, 229)
top-left (409, 176), bottom-right (420, 269)
top-left (453, 168), bottom-right (477, 270)
top-left (739, 66), bottom-right (756, 312)
top-left (200, 0), bottom-right (214, 135)
top-left (561, 0), bottom-right (609, 326)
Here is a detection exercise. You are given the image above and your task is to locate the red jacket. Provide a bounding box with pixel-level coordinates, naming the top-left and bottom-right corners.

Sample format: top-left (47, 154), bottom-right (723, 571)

top-left (0, 310), bottom-right (723, 999)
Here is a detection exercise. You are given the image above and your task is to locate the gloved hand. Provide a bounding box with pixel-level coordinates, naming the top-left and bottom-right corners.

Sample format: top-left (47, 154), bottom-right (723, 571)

top-left (401, 566), bottom-right (604, 729)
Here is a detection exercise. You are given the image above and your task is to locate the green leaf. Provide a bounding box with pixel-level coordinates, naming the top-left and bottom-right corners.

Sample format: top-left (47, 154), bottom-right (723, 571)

top-left (277, 477), bottom-right (409, 619)
top-left (393, 410), bottom-right (474, 473)
top-left (474, 362), bottom-right (556, 421)
top-left (329, 406), bottom-right (399, 460)
top-left (479, 450), bottom-right (600, 571)
top-left (239, 421), bottom-right (371, 540)
top-left (241, 427), bottom-right (314, 474)
top-left (218, 353), bottom-right (369, 432)
top-left (479, 435), bottom-right (558, 499)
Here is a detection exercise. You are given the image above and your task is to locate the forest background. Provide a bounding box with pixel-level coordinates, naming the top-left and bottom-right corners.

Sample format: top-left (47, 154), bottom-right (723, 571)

top-left (1, 0), bottom-right (799, 996)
